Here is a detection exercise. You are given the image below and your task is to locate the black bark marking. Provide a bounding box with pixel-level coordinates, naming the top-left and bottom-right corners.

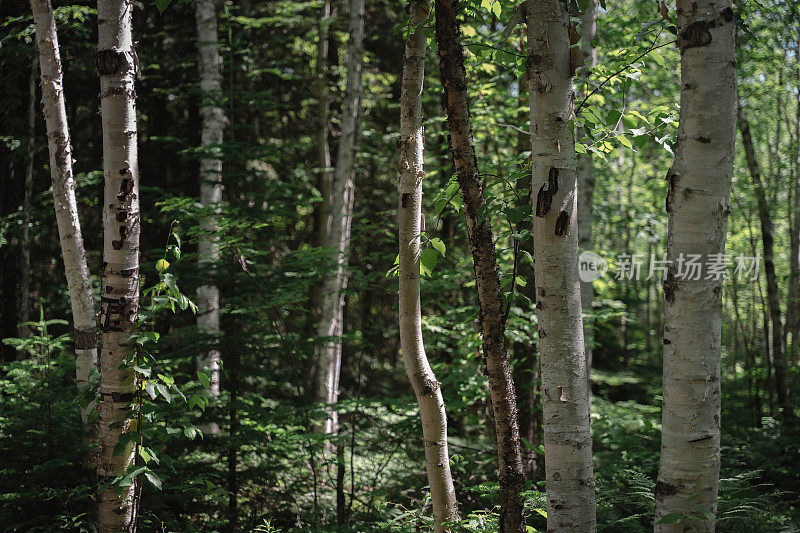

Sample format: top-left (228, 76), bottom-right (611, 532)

top-left (663, 338), bottom-right (672, 345)
top-left (120, 268), bottom-right (137, 277)
top-left (695, 135), bottom-right (711, 143)
top-left (96, 49), bottom-right (124, 76)
top-left (554, 210), bottom-right (569, 236)
top-left (116, 210), bottom-right (128, 222)
top-left (678, 20), bottom-right (712, 50)
top-left (401, 192), bottom-right (410, 208)
top-left (117, 178), bottom-right (133, 201)
top-left (663, 270), bottom-right (677, 303)
top-left (74, 328), bottom-right (96, 350)
top-left (721, 7), bottom-right (734, 22)
top-left (654, 480), bottom-right (681, 497)
top-left (665, 167), bottom-right (678, 213)
top-left (111, 240), bottom-right (124, 250)
top-left (536, 167), bottom-right (559, 217)
top-left (420, 378), bottom-right (441, 397)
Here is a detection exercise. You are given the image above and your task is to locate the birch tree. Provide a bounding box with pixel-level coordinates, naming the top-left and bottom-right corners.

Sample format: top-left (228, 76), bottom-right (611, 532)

top-left (435, 1), bottom-right (525, 529)
top-left (398, 1), bottom-right (459, 529)
top-left (577, 0), bottom-right (598, 380)
top-left (654, 1), bottom-right (736, 529)
top-left (525, 0), bottom-right (596, 530)
top-left (314, 0), bottom-right (364, 435)
top-left (194, 0), bottom-right (224, 401)
top-left (29, 0), bottom-right (98, 450)
top-left (96, 0), bottom-right (141, 528)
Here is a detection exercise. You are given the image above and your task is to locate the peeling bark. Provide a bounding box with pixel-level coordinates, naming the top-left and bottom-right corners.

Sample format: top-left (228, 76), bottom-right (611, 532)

top-left (29, 0), bottom-right (98, 458)
top-left (398, 6), bottom-right (459, 529)
top-left (655, 1), bottom-right (736, 530)
top-left (525, 1), bottom-right (596, 530)
top-left (97, 0), bottom-right (140, 529)
top-left (435, 1), bottom-right (525, 530)
top-left (194, 0), bottom-right (224, 404)
top-left (313, 0), bottom-right (365, 435)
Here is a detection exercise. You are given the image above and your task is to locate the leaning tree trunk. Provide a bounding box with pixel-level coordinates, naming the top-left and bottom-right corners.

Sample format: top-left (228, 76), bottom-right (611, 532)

top-left (313, 0), bottom-right (365, 435)
top-left (654, 1), bottom-right (736, 530)
top-left (398, 2), bottom-right (459, 530)
top-left (737, 105), bottom-right (793, 425)
top-left (435, 1), bottom-right (525, 530)
top-left (576, 0), bottom-right (598, 385)
top-left (19, 54), bottom-right (37, 342)
top-left (30, 0), bottom-right (98, 452)
top-left (96, 0), bottom-right (141, 529)
top-left (525, 0), bottom-right (596, 530)
top-left (194, 0), bottom-right (225, 402)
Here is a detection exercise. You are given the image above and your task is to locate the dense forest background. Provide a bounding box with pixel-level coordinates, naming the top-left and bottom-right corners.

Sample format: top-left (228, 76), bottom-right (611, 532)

top-left (1, 0), bottom-right (799, 531)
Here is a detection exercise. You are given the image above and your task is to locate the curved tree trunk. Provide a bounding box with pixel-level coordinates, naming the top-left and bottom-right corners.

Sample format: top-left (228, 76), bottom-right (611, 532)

top-left (737, 106), bottom-right (794, 425)
top-left (576, 0), bottom-right (598, 385)
top-left (525, 1), bottom-right (596, 530)
top-left (654, 1), bottom-right (736, 529)
top-left (398, 2), bottom-right (459, 530)
top-left (29, 0), bottom-right (98, 453)
top-left (313, 0), bottom-right (364, 435)
top-left (435, 1), bottom-right (525, 530)
top-left (96, 0), bottom-right (141, 529)
top-left (194, 0), bottom-right (225, 403)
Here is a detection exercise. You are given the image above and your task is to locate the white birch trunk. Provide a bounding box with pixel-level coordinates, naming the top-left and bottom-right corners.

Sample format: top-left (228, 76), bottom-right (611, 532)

top-left (398, 2), bottom-right (459, 529)
top-left (314, 0), bottom-right (364, 435)
top-left (525, 0), bottom-right (596, 529)
top-left (96, 0), bottom-right (140, 528)
top-left (654, 1), bottom-right (736, 529)
top-left (194, 0), bottom-right (224, 401)
top-left (29, 0), bottom-right (98, 451)
top-left (576, 0), bottom-right (597, 384)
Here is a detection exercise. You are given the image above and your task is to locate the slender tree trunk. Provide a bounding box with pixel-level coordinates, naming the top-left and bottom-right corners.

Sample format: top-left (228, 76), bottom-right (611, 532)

top-left (96, 0), bottom-right (140, 528)
top-left (398, 3), bottom-right (459, 530)
top-left (525, 1), bottom-right (596, 530)
top-left (654, 2), bottom-right (736, 529)
top-left (194, 0), bottom-right (224, 403)
top-left (19, 54), bottom-right (37, 341)
top-left (313, 0), bottom-right (332, 254)
top-left (30, 0), bottom-right (98, 454)
top-left (313, 0), bottom-right (364, 435)
top-left (738, 106), bottom-right (794, 424)
top-left (576, 0), bottom-right (598, 385)
top-left (787, 32), bottom-right (800, 366)
top-left (435, 2), bottom-right (525, 530)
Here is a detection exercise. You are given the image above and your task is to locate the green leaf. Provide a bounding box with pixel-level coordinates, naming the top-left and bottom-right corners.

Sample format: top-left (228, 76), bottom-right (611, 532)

top-left (156, 383), bottom-right (172, 403)
top-left (650, 50), bottom-right (665, 67)
top-left (155, 259), bottom-right (170, 273)
top-left (197, 371), bottom-right (211, 389)
top-left (144, 470), bottom-right (162, 490)
top-left (139, 447), bottom-right (151, 464)
top-left (152, 0), bottom-right (171, 13)
top-left (618, 135), bottom-right (633, 149)
top-left (430, 237), bottom-right (446, 257)
top-left (420, 249), bottom-right (438, 277)
top-left (657, 513), bottom-right (686, 525)
top-left (144, 382), bottom-right (157, 400)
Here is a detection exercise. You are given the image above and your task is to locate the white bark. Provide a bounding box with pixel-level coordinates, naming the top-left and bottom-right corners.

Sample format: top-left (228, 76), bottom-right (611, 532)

top-left (29, 0), bottom-right (98, 450)
top-left (576, 0), bottom-right (597, 383)
top-left (654, 1), bottom-right (736, 530)
top-left (525, 0), bottom-right (596, 530)
top-left (96, 0), bottom-right (140, 529)
top-left (398, 2), bottom-right (459, 530)
top-left (194, 0), bottom-right (224, 401)
top-left (314, 0), bottom-right (365, 435)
